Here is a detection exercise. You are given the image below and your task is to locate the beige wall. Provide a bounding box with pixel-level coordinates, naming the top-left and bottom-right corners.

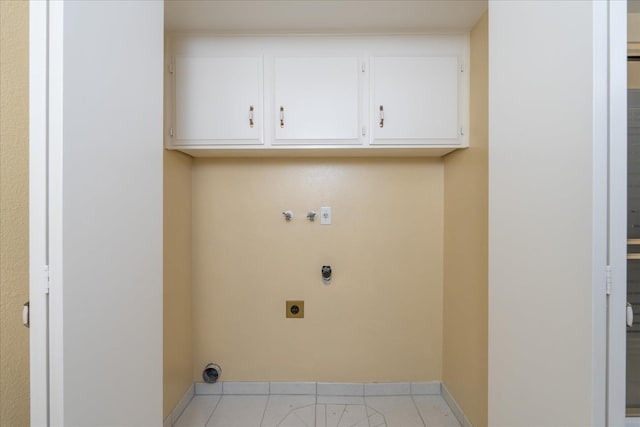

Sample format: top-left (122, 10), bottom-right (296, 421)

top-left (443, 12), bottom-right (488, 427)
top-left (192, 158), bottom-right (444, 381)
top-left (0, 1), bottom-right (30, 426)
top-left (631, 13), bottom-right (640, 89)
top-left (631, 62), bottom-right (640, 89)
top-left (164, 150), bottom-right (194, 418)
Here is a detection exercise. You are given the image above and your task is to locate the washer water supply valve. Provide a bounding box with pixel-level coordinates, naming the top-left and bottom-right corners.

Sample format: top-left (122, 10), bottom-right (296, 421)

top-left (322, 265), bottom-right (332, 284)
top-left (202, 363), bottom-right (222, 384)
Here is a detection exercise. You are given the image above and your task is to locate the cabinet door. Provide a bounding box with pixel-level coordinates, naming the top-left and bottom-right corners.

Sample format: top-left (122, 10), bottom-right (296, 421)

top-left (372, 56), bottom-right (459, 145)
top-left (274, 57), bottom-right (361, 144)
top-left (174, 56), bottom-right (262, 145)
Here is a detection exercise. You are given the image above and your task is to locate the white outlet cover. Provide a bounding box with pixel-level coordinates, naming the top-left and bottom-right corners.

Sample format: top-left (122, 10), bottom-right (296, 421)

top-left (320, 207), bottom-right (331, 225)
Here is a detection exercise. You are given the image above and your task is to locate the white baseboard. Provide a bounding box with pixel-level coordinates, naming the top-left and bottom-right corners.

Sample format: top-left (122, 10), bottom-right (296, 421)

top-left (194, 381), bottom-right (442, 396)
top-left (165, 383), bottom-right (194, 427)
top-left (442, 382), bottom-right (474, 427)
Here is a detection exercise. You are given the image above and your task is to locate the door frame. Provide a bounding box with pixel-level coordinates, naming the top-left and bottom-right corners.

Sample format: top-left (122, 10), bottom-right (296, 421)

top-left (28, 0), bottom-right (49, 424)
top-left (605, 0), bottom-right (629, 426)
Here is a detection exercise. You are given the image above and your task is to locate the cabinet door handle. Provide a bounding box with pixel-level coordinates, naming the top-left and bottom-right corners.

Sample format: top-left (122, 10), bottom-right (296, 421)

top-left (249, 105), bottom-right (254, 128)
top-left (280, 106), bottom-right (285, 128)
top-left (379, 105), bottom-right (384, 128)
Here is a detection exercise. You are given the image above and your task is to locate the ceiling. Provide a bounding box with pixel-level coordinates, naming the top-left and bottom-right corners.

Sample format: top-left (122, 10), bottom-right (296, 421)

top-left (165, 0), bottom-right (488, 34)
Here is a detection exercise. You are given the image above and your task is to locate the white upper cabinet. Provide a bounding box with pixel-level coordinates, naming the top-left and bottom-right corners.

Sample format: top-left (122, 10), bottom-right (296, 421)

top-left (273, 57), bottom-right (362, 144)
top-left (371, 56), bottom-right (460, 145)
top-left (167, 35), bottom-right (468, 156)
top-left (174, 56), bottom-right (262, 145)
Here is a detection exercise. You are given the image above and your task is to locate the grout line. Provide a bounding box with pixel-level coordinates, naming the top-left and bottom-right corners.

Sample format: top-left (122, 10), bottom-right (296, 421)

top-left (292, 405), bottom-right (314, 427)
top-left (260, 394), bottom-right (274, 427)
top-left (322, 403), bottom-right (326, 427)
top-left (203, 394), bottom-right (223, 427)
top-left (410, 395), bottom-right (428, 427)
top-left (260, 394), bottom-right (271, 427)
top-left (335, 405), bottom-right (347, 427)
top-left (364, 397), bottom-right (388, 427)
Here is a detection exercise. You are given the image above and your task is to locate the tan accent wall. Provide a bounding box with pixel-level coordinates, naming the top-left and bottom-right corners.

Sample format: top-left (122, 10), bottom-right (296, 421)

top-left (632, 13), bottom-right (640, 89)
top-left (443, 12), bottom-right (488, 427)
top-left (192, 157), bottom-right (444, 382)
top-left (164, 150), bottom-right (194, 418)
top-left (630, 63), bottom-right (640, 89)
top-left (0, 1), bottom-right (30, 426)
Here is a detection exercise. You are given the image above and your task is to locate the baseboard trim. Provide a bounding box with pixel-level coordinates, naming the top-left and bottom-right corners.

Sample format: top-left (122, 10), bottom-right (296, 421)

top-left (164, 383), bottom-right (195, 427)
top-left (194, 381), bottom-right (442, 396)
top-left (442, 382), bottom-right (474, 427)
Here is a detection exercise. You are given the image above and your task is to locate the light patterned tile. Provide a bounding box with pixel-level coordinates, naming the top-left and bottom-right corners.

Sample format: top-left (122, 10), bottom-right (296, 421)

top-left (365, 396), bottom-right (424, 427)
top-left (292, 404), bottom-right (316, 427)
top-left (315, 404), bottom-right (326, 427)
top-left (174, 395), bottom-right (220, 427)
top-left (368, 411), bottom-right (387, 427)
top-left (260, 395), bottom-right (315, 427)
top-left (206, 395), bottom-right (268, 427)
top-left (336, 405), bottom-right (368, 427)
top-left (325, 404), bottom-right (346, 427)
top-left (413, 395), bottom-right (461, 427)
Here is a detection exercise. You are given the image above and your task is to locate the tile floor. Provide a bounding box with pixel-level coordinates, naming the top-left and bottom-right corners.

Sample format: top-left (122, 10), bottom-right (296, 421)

top-left (173, 394), bottom-right (461, 427)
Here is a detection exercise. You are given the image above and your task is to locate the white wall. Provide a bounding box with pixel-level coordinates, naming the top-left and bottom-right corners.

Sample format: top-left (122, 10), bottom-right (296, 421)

top-left (48, 1), bottom-right (164, 425)
top-left (488, 1), bottom-right (598, 425)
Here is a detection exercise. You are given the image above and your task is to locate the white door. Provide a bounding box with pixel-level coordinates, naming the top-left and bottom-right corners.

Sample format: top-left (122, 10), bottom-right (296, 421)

top-left (174, 56), bottom-right (262, 145)
top-left (371, 56), bottom-right (459, 145)
top-left (30, 1), bottom-right (164, 425)
top-left (273, 57), bottom-right (362, 144)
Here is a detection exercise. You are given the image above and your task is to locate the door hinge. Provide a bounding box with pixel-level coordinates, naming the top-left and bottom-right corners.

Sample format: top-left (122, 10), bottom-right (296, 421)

top-left (169, 127), bottom-right (174, 137)
top-left (362, 126), bottom-right (367, 136)
top-left (460, 62), bottom-right (464, 73)
top-left (460, 127), bottom-right (465, 136)
top-left (361, 62), bottom-right (366, 73)
top-left (43, 265), bottom-right (50, 294)
top-left (23, 302), bottom-right (30, 328)
top-left (169, 63), bottom-right (174, 74)
top-left (606, 265), bottom-right (612, 295)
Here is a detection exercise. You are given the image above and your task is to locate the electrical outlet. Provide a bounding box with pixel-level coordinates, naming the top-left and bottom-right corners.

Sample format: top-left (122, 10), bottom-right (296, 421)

top-left (286, 300), bottom-right (304, 318)
top-left (320, 207), bottom-right (331, 225)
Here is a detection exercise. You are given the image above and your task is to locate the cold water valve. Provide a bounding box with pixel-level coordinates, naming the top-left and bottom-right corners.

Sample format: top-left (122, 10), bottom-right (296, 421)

top-left (322, 265), bottom-right (332, 284)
